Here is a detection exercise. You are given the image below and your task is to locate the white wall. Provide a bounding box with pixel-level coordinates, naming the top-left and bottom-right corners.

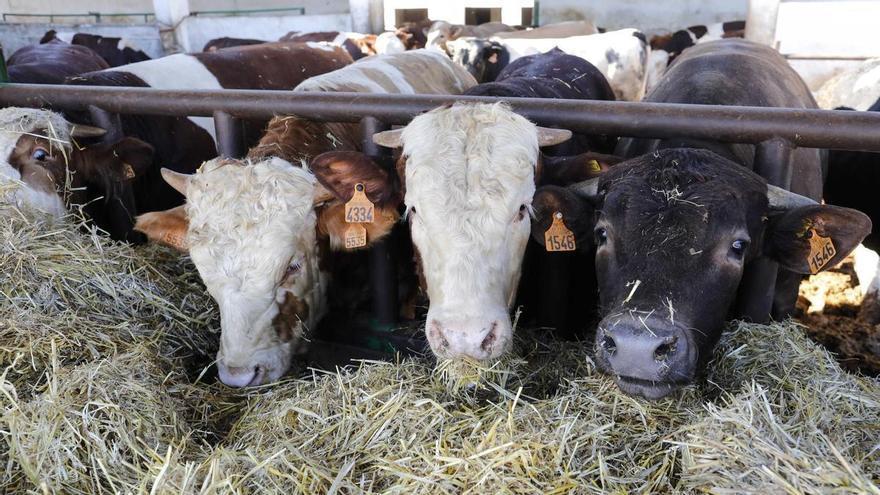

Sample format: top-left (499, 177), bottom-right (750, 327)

top-left (383, 0), bottom-right (533, 30)
top-left (177, 13), bottom-right (352, 52)
top-left (538, 0), bottom-right (748, 34)
top-left (0, 23), bottom-right (164, 58)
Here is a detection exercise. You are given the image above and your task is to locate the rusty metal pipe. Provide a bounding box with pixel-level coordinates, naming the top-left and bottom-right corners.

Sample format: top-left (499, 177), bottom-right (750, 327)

top-left (3, 84), bottom-right (880, 152)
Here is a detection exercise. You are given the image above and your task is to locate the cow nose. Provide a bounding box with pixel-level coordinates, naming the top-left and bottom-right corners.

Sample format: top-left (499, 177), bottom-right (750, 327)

top-left (217, 364), bottom-right (261, 388)
top-left (427, 319), bottom-right (507, 361)
top-left (595, 323), bottom-right (691, 383)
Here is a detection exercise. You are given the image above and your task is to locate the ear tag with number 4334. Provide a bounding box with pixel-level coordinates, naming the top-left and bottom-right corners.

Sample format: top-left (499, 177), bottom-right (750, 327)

top-left (344, 183), bottom-right (375, 249)
top-left (806, 228), bottom-right (836, 274)
top-left (544, 212), bottom-right (576, 252)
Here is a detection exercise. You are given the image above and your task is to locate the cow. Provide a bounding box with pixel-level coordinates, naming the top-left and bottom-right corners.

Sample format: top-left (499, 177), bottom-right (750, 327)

top-left (375, 32), bottom-right (407, 55)
top-left (395, 19), bottom-right (433, 50)
top-left (203, 37), bottom-right (266, 52)
top-left (278, 31), bottom-right (374, 60)
top-left (0, 107), bottom-right (154, 237)
top-left (824, 98), bottom-right (880, 323)
top-left (247, 49), bottom-right (477, 164)
top-left (64, 42), bottom-right (353, 237)
top-left (492, 20), bottom-right (597, 40)
top-left (133, 154), bottom-right (401, 387)
top-left (449, 29), bottom-right (650, 101)
top-left (426, 21), bottom-right (514, 54)
top-left (531, 40), bottom-right (870, 399)
top-left (40, 30), bottom-right (151, 67)
top-left (7, 40), bottom-right (109, 84)
top-left (646, 20), bottom-right (746, 93)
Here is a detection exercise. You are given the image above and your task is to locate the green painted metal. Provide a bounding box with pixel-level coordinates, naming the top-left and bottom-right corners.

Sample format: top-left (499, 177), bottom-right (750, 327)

top-left (0, 46), bottom-right (7, 84)
top-left (1, 6), bottom-right (305, 24)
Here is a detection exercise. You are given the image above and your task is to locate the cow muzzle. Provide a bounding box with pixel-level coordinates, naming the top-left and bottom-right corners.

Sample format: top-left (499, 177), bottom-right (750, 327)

top-left (426, 315), bottom-right (512, 361)
top-left (215, 345), bottom-right (291, 388)
top-left (594, 315), bottom-right (697, 400)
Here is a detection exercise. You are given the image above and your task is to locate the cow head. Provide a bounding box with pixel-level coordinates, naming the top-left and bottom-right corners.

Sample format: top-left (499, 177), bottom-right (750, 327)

top-left (448, 38), bottom-right (507, 83)
top-left (0, 108), bottom-right (152, 238)
top-left (539, 148), bottom-right (870, 399)
top-left (134, 154), bottom-right (399, 387)
top-left (373, 103), bottom-right (608, 361)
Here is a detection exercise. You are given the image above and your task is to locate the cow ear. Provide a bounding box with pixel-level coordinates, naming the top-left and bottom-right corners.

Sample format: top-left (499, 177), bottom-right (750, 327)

top-left (110, 137), bottom-right (153, 180)
top-left (530, 185), bottom-right (596, 250)
top-left (373, 129), bottom-right (403, 148)
top-left (538, 152), bottom-right (623, 186)
top-left (765, 204), bottom-right (871, 274)
top-left (310, 151), bottom-right (401, 250)
top-left (134, 205), bottom-right (190, 252)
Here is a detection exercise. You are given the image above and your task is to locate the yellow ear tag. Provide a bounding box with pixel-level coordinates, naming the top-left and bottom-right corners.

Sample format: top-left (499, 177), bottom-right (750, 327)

top-left (161, 231), bottom-right (188, 251)
top-left (588, 159), bottom-right (601, 172)
top-left (806, 228), bottom-right (836, 274)
top-left (123, 163), bottom-right (137, 179)
top-left (344, 223), bottom-right (367, 249)
top-left (544, 212), bottom-right (576, 252)
top-left (345, 183), bottom-right (375, 224)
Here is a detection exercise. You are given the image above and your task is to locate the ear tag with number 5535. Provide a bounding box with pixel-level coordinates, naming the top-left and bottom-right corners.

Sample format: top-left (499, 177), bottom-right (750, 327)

top-left (345, 183), bottom-right (375, 224)
top-left (544, 212), bottom-right (576, 252)
top-left (806, 228), bottom-right (836, 274)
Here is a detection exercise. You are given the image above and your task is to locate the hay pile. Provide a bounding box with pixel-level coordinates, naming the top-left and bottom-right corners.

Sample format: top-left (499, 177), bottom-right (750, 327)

top-left (1, 206), bottom-right (879, 493)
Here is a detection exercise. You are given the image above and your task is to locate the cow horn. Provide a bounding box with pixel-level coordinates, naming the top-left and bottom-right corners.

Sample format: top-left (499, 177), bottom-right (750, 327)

top-left (537, 127), bottom-right (572, 147)
top-left (767, 184), bottom-right (817, 210)
top-left (572, 177), bottom-right (600, 200)
top-left (69, 123), bottom-right (107, 138)
top-left (373, 128), bottom-right (404, 148)
top-left (161, 168), bottom-right (191, 197)
top-left (312, 181), bottom-right (336, 205)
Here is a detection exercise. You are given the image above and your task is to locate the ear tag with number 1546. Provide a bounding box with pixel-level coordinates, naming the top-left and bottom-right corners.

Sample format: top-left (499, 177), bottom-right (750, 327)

top-left (345, 183), bottom-right (375, 224)
top-left (544, 212), bottom-right (576, 252)
top-left (806, 228), bottom-right (836, 274)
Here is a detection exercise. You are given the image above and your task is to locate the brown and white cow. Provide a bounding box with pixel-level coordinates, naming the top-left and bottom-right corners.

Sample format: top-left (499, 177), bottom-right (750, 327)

top-left (0, 107), bottom-right (153, 228)
top-left (135, 153), bottom-right (400, 387)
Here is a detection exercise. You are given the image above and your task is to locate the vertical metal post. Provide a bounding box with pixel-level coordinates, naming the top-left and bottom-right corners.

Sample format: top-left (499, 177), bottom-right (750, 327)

top-left (735, 138), bottom-right (794, 323)
top-left (213, 111), bottom-right (245, 158)
top-left (0, 45), bottom-right (8, 84)
top-left (87, 105), bottom-right (124, 143)
top-left (361, 116), bottom-right (398, 329)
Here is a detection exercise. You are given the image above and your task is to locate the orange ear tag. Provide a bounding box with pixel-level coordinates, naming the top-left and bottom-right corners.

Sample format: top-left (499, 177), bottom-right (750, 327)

top-left (544, 212), bottom-right (576, 252)
top-left (161, 231), bottom-right (188, 251)
top-left (345, 183), bottom-right (375, 224)
top-left (806, 228), bottom-right (836, 274)
top-left (588, 159), bottom-right (601, 172)
top-left (344, 224), bottom-right (367, 249)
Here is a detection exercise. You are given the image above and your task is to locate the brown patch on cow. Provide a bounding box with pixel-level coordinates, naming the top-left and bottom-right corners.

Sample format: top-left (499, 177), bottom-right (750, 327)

top-left (248, 118), bottom-right (361, 164)
top-left (273, 291), bottom-right (310, 342)
top-left (8, 133), bottom-right (68, 194)
top-left (316, 201), bottom-right (399, 250)
top-left (310, 151), bottom-right (401, 208)
top-left (134, 205), bottom-right (190, 251)
top-left (194, 42), bottom-right (352, 90)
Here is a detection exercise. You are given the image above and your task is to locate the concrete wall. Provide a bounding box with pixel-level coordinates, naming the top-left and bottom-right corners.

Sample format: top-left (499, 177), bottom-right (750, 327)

top-left (188, 0), bottom-right (349, 15)
top-left (383, 0), bottom-right (532, 30)
top-left (176, 13), bottom-right (352, 52)
top-left (0, 22), bottom-right (164, 58)
top-left (538, 0), bottom-right (748, 34)
top-left (0, 0), bottom-right (348, 16)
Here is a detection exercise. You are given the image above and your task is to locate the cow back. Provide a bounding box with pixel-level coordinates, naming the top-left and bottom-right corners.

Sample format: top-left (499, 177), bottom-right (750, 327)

top-left (8, 42), bottom-right (109, 84)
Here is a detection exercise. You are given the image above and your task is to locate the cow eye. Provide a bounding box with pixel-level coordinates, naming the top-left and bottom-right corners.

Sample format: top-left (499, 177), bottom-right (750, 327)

top-left (517, 204), bottom-right (528, 221)
top-left (285, 261), bottom-right (302, 277)
top-left (595, 227), bottom-right (608, 246)
top-left (32, 148), bottom-right (49, 161)
top-left (730, 239), bottom-right (749, 258)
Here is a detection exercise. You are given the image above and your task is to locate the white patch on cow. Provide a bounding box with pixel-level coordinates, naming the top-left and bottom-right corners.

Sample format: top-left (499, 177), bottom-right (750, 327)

top-left (646, 49), bottom-right (670, 95)
top-left (0, 107), bottom-right (70, 218)
top-left (294, 49), bottom-right (475, 95)
top-left (108, 54), bottom-right (221, 140)
top-left (497, 29), bottom-right (649, 101)
top-left (697, 23), bottom-right (725, 44)
top-left (400, 103), bottom-right (538, 361)
top-left (185, 157), bottom-right (327, 386)
top-left (375, 32), bottom-right (405, 54)
top-left (305, 41), bottom-right (337, 52)
top-left (56, 32), bottom-right (74, 44)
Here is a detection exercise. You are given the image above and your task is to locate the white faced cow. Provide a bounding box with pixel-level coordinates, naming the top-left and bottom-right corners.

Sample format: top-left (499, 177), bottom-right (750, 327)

top-left (135, 154), bottom-right (400, 387)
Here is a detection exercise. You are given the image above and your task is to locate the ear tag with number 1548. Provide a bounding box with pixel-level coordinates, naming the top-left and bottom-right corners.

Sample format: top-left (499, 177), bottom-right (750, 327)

top-left (544, 212), bottom-right (576, 252)
top-left (345, 183), bottom-right (375, 224)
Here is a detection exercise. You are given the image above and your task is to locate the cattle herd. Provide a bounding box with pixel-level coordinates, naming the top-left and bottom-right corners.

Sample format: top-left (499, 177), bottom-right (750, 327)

top-left (1, 16), bottom-right (878, 400)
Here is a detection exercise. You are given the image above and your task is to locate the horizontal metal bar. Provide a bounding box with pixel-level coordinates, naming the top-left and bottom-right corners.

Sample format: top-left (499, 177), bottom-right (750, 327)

top-left (784, 54), bottom-right (874, 61)
top-left (2, 83), bottom-right (880, 152)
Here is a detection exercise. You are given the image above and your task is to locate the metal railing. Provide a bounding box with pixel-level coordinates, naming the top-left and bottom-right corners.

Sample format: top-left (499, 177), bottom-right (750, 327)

top-left (189, 7), bottom-right (305, 17)
top-left (2, 82), bottom-right (879, 324)
top-left (2, 12), bottom-right (155, 23)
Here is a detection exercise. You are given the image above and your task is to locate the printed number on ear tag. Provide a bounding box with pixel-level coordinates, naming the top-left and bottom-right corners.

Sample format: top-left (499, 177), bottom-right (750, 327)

top-left (588, 159), bottom-right (601, 173)
top-left (807, 228), bottom-right (836, 274)
top-left (123, 163), bottom-right (137, 180)
top-left (544, 212), bottom-right (576, 252)
top-left (345, 183), bottom-right (375, 224)
top-left (344, 223), bottom-right (367, 249)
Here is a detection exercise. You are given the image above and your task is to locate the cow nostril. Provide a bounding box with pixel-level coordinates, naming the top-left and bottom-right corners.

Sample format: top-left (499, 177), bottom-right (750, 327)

top-left (654, 337), bottom-right (677, 362)
top-left (601, 334), bottom-right (617, 356)
top-left (480, 321), bottom-right (498, 352)
top-left (428, 321), bottom-right (450, 349)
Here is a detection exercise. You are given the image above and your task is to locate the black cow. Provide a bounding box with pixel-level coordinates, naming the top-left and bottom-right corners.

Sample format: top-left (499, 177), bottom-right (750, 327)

top-left (532, 40), bottom-right (870, 399)
top-left (7, 40), bottom-right (109, 84)
top-left (40, 30), bottom-right (151, 67)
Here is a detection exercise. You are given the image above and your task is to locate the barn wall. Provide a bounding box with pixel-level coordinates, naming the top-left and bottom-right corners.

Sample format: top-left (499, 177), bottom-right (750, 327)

top-left (0, 23), bottom-right (165, 59)
top-left (176, 13), bottom-right (352, 52)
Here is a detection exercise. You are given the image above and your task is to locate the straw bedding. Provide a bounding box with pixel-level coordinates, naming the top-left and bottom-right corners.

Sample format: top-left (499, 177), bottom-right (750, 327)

top-left (1, 207), bottom-right (879, 494)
